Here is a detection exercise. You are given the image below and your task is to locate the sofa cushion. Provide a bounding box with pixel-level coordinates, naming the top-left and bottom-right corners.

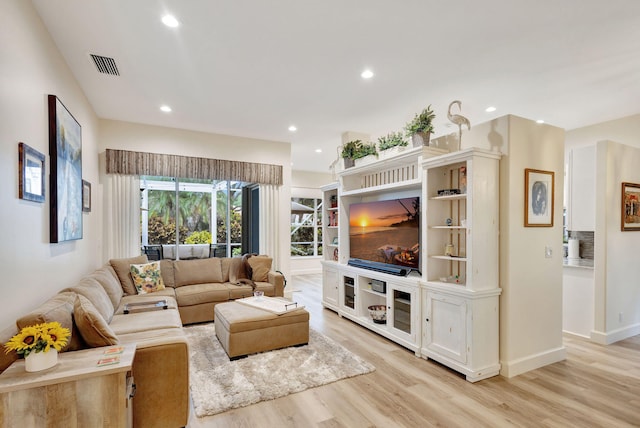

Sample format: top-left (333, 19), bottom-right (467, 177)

top-left (247, 255), bottom-right (272, 282)
top-left (63, 277), bottom-right (115, 323)
top-left (109, 309), bottom-right (183, 335)
top-left (174, 258), bottom-right (223, 287)
top-left (74, 295), bottom-right (119, 347)
top-left (130, 261), bottom-right (166, 294)
top-left (90, 265), bottom-right (123, 309)
top-left (220, 257), bottom-right (232, 282)
top-left (109, 255), bottom-right (149, 295)
top-left (228, 256), bottom-right (247, 284)
top-left (227, 283), bottom-right (254, 300)
top-left (15, 291), bottom-right (84, 351)
top-left (174, 283), bottom-right (230, 306)
top-left (159, 260), bottom-right (175, 288)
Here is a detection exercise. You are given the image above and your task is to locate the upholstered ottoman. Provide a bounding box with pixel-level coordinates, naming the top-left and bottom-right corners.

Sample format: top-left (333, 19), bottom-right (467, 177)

top-left (214, 301), bottom-right (309, 359)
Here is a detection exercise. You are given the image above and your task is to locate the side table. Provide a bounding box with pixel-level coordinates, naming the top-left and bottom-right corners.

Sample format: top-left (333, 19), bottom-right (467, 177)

top-left (0, 343), bottom-right (136, 427)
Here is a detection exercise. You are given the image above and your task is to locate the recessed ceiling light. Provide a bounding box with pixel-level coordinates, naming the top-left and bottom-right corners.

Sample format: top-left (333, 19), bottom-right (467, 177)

top-left (361, 69), bottom-right (374, 79)
top-left (315, 149), bottom-right (322, 153)
top-left (160, 105), bottom-right (172, 113)
top-left (485, 106), bottom-right (497, 113)
top-left (162, 14), bottom-right (180, 28)
top-left (288, 125), bottom-right (297, 132)
top-left (536, 119), bottom-right (545, 124)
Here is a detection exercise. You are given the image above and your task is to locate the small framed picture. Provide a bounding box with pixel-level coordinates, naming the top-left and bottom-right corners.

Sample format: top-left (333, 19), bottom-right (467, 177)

top-left (621, 182), bottom-right (640, 231)
top-left (524, 168), bottom-right (554, 227)
top-left (82, 180), bottom-right (91, 212)
top-left (332, 236), bottom-right (339, 245)
top-left (18, 142), bottom-right (46, 203)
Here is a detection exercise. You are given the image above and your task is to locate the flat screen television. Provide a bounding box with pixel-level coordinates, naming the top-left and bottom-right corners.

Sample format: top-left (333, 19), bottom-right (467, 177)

top-left (349, 197), bottom-right (420, 271)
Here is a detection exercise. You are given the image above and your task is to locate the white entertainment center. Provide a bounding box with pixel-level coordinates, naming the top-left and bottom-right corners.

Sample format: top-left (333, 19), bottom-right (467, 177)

top-left (321, 146), bottom-right (501, 382)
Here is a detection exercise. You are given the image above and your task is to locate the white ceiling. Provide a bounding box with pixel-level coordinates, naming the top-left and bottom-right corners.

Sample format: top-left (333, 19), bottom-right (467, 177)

top-left (33, 0), bottom-right (640, 173)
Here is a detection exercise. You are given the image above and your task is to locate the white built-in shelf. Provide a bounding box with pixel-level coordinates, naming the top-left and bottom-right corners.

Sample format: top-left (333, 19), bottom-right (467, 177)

top-left (341, 178), bottom-right (421, 197)
top-left (327, 207), bottom-right (339, 211)
top-left (430, 194), bottom-right (467, 201)
top-left (327, 226), bottom-right (339, 229)
top-left (361, 288), bottom-right (386, 298)
top-left (430, 255), bottom-right (468, 261)
top-left (430, 226), bottom-right (467, 230)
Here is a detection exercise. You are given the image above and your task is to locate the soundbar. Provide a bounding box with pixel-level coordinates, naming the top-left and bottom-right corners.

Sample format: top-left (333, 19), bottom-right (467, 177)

top-left (347, 258), bottom-right (408, 276)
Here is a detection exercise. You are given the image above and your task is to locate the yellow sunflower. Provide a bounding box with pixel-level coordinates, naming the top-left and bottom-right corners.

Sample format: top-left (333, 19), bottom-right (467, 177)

top-left (4, 325), bottom-right (40, 355)
top-left (41, 322), bottom-right (71, 351)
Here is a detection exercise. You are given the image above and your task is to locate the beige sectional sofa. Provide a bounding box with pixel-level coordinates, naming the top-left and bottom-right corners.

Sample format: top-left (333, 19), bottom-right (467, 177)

top-left (0, 255), bottom-right (284, 428)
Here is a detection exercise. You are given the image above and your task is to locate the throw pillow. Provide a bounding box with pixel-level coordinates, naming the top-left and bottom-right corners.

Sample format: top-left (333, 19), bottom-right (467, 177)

top-left (74, 295), bottom-right (119, 347)
top-left (247, 255), bottom-right (272, 282)
top-left (130, 261), bottom-right (165, 294)
top-left (109, 255), bottom-right (149, 295)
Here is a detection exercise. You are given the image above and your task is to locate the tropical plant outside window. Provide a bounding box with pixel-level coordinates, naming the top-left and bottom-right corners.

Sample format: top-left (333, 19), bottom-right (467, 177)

top-left (140, 177), bottom-right (246, 258)
top-left (291, 197), bottom-right (322, 257)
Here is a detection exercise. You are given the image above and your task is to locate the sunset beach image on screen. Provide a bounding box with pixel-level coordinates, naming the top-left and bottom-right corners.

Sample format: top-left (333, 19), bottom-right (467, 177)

top-left (348, 197), bottom-right (420, 269)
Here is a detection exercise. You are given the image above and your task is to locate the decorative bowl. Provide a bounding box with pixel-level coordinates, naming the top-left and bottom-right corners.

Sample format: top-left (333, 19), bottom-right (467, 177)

top-left (367, 305), bottom-right (387, 324)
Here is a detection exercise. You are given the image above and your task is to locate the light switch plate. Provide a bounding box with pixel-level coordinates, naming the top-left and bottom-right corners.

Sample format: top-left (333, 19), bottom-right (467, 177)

top-left (545, 246), bottom-right (552, 258)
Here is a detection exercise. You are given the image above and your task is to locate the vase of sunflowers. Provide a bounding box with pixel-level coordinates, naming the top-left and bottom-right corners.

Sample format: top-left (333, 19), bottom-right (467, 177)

top-left (4, 322), bottom-right (70, 372)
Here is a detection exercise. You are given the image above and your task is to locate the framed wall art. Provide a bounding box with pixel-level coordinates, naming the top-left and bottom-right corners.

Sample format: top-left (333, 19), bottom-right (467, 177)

top-left (524, 168), bottom-right (554, 227)
top-left (82, 180), bottom-right (91, 212)
top-left (621, 182), bottom-right (640, 231)
top-left (18, 142), bottom-right (45, 203)
top-left (48, 95), bottom-right (83, 243)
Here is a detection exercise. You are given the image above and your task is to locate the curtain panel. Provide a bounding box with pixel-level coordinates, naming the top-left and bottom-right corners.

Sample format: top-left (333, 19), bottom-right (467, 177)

top-left (105, 149), bottom-right (283, 185)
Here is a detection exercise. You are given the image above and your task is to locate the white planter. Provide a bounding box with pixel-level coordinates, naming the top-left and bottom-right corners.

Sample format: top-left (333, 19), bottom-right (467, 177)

top-left (354, 154), bottom-right (377, 167)
top-left (25, 349), bottom-right (58, 372)
top-left (379, 145), bottom-right (407, 160)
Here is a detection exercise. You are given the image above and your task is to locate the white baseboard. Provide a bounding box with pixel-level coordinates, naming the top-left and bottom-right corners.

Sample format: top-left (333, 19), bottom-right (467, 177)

top-left (500, 346), bottom-right (567, 378)
top-left (590, 322), bottom-right (640, 345)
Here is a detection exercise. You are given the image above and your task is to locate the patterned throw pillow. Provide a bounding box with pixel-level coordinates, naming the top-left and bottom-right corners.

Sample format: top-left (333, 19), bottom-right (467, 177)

top-left (130, 261), bottom-right (165, 294)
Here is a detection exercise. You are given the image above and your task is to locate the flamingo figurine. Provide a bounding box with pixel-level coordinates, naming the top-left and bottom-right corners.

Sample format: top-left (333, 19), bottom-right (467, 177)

top-left (447, 100), bottom-right (471, 147)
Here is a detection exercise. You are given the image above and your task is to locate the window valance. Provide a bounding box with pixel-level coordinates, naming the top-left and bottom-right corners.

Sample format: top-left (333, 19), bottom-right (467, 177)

top-left (105, 149), bottom-right (283, 186)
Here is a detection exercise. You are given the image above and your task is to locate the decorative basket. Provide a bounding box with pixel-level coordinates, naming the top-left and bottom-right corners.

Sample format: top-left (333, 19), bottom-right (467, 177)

top-left (367, 305), bottom-right (387, 324)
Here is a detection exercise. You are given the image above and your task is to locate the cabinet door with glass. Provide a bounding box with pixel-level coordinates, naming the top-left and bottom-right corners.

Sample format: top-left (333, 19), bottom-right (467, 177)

top-left (387, 283), bottom-right (418, 344)
top-left (340, 274), bottom-right (356, 315)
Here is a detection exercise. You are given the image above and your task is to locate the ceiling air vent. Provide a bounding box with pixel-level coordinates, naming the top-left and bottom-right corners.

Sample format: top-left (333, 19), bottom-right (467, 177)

top-left (90, 54), bottom-right (120, 76)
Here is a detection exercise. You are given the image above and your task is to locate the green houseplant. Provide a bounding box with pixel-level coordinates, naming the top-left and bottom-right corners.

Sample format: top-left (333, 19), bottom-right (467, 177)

top-left (377, 131), bottom-right (408, 151)
top-left (405, 105), bottom-right (436, 147)
top-left (340, 140), bottom-right (378, 168)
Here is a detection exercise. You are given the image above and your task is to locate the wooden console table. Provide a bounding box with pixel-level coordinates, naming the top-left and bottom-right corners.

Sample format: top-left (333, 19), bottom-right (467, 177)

top-left (0, 343), bottom-right (136, 427)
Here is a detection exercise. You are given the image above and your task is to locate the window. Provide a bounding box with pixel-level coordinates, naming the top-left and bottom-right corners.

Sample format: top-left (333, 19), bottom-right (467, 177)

top-left (290, 197), bottom-right (322, 257)
top-left (140, 177), bottom-right (247, 259)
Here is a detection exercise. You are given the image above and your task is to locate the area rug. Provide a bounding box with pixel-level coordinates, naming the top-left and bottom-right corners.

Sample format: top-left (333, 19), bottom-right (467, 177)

top-left (184, 324), bottom-right (375, 417)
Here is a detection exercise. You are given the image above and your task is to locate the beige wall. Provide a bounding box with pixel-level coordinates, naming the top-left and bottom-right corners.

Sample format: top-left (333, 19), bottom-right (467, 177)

top-left (592, 140), bottom-right (640, 343)
top-left (0, 1), bottom-right (102, 329)
top-left (498, 115), bottom-right (566, 376)
top-left (458, 115), bottom-right (566, 376)
top-left (565, 114), bottom-right (640, 151)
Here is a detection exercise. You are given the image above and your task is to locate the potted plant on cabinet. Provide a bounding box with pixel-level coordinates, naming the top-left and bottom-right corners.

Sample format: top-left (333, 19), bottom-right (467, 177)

top-left (377, 131), bottom-right (408, 159)
top-left (405, 105), bottom-right (435, 147)
top-left (340, 140), bottom-right (378, 168)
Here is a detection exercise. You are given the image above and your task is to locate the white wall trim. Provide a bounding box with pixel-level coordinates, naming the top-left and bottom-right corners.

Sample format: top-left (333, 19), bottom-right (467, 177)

top-left (500, 346), bottom-right (567, 378)
top-left (590, 323), bottom-right (640, 345)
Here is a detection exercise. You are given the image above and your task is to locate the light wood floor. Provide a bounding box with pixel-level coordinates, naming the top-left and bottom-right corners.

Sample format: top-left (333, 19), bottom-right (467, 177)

top-left (187, 274), bottom-right (640, 427)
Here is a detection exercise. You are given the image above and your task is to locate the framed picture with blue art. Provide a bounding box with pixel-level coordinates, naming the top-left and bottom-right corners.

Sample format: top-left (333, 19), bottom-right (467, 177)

top-left (48, 95), bottom-right (82, 242)
top-left (524, 168), bottom-right (554, 227)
